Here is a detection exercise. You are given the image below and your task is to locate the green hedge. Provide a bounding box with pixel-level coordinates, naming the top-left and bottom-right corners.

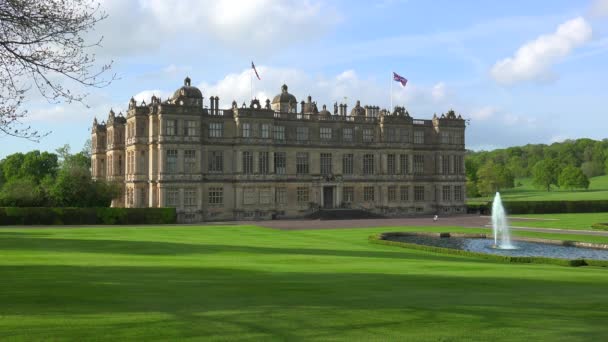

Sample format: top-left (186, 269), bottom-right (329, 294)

top-left (592, 223), bottom-right (608, 231)
top-left (369, 234), bottom-right (608, 267)
top-left (0, 207), bottom-right (177, 225)
top-left (493, 200), bottom-right (608, 214)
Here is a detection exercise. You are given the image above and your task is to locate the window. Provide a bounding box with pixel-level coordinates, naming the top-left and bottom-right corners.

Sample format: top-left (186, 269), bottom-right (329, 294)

top-left (441, 132), bottom-right (449, 144)
top-left (342, 128), bottom-right (353, 142)
top-left (320, 127), bottom-right (332, 140)
top-left (364, 186), bottom-right (375, 202)
top-left (259, 152), bottom-right (269, 174)
top-left (442, 185), bottom-right (451, 201)
top-left (400, 186), bottom-right (409, 201)
top-left (442, 156), bottom-right (449, 174)
top-left (363, 128), bottom-right (374, 142)
top-left (455, 156), bottom-right (464, 174)
top-left (400, 128), bottom-right (410, 143)
top-left (342, 154), bottom-right (353, 175)
top-left (388, 186), bottom-right (397, 202)
top-left (259, 187), bottom-right (271, 204)
top-left (208, 187), bottom-right (223, 207)
top-left (387, 154), bottom-right (396, 175)
top-left (243, 188), bottom-right (256, 205)
top-left (414, 131), bottom-right (424, 144)
top-left (296, 127), bottom-right (309, 141)
top-left (184, 188), bottom-right (197, 207)
top-left (274, 152), bottom-right (286, 174)
top-left (208, 151), bottom-right (223, 172)
top-left (186, 120), bottom-right (197, 136)
top-left (296, 152), bottom-right (309, 175)
top-left (363, 154), bottom-right (374, 175)
top-left (454, 186), bottom-right (463, 201)
top-left (139, 188), bottom-right (146, 207)
top-left (209, 122), bottom-right (223, 138)
top-left (275, 187), bottom-right (287, 205)
top-left (273, 125), bottom-right (285, 140)
top-left (166, 149), bottom-right (178, 173)
top-left (343, 187), bottom-right (354, 203)
top-left (137, 151), bottom-right (144, 174)
top-left (184, 150), bottom-right (196, 173)
top-left (243, 151), bottom-right (253, 174)
top-left (449, 155), bottom-right (455, 174)
top-left (400, 154), bottom-right (409, 174)
top-left (166, 188), bottom-right (179, 207)
top-left (414, 186), bottom-right (425, 201)
top-left (261, 124), bottom-right (271, 138)
top-left (165, 119), bottom-right (177, 135)
top-left (297, 187), bottom-right (309, 204)
top-left (386, 128), bottom-right (397, 142)
top-left (242, 123), bottom-right (251, 138)
top-left (320, 153), bottom-right (332, 175)
top-left (414, 155), bottom-right (424, 174)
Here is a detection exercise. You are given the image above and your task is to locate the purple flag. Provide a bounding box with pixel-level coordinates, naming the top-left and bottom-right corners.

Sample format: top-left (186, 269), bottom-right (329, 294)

top-left (393, 72), bottom-right (408, 87)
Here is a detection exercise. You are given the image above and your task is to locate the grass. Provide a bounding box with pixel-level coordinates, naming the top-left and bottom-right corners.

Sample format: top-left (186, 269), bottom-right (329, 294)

top-left (1, 225), bottom-right (608, 341)
top-left (468, 174), bottom-right (608, 203)
top-left (509, 212), bottom-right (608, 230)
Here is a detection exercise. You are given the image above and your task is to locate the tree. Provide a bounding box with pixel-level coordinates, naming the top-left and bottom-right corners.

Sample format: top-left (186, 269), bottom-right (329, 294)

top-left (558, 165), bottom-right (589, 190)
top-left (532, 159), bottom-right (559, 191)
top-left (0, 0), bottom-right (114, 141)
top-left (476, 161), bottom-right (514, 196)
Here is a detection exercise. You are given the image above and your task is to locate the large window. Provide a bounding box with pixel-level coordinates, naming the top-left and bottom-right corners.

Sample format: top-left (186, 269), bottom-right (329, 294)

top-left (166, 149), bottom-right (178, 173)
top-left (363, 154), bottom-right (374, 175)
top-left (441, 132), bottom-right (449, 144)
top-left (364, 186), bottom-right (375, 202)
top-left (454, 186), bottom-right (463, 201)
top-left (400, 128), bottom-right (410, 143)
top-left (320, 127), bottom-right (332, 140)
top-left (342, 154), bottom-right (353, 175)
top-left (388, 185), bottom-right (397, 202)
top-left (184, 188), bottom-right (197, 207)
top-left (442, 156), bottom-right (449, 174)
top-left (209, 122), bottom-right (223, 138)
top-left (208, 187), bottom-right (223, 207)
top-left (296, 152), bottom-right (309, 175)
top-left (386, 128), bottom-right (397, 142)
top-left (242, 123), bottom-right (251, 138)
top-left (363, 128), bottom-right (374, 142)
top-left (400, 186), bottom-right (409, 201)
top-left (259, 187), bottom-right (271, 204)
top-left (243, 188), bottom-right (256, 205)
top-left (261, 124), bottom-right (271, 138)
top-left (166, 188), bottom-right (179, 207)
top-left (297, 187), bottom-right (309, 204)
top-left (455, 156), bottom-right (464, 174)
top-left (185, 120), bottom-right (197, 136)
top-left (184, 150), bottom-right (196, 173)
top-left (414, 186), bottom-right (425, 201)
top-left (414, 131), bottom-right (424, 144)
top-left (442, 185), bottom-right (451, 201)
top-left (414, 155), bottom-right (424, 174)
top-left (343, 187), bottom-right (354, 203)
top-left (274, 152), bottom-right (286, 174)
top-left (387, 154), bottom-right (396, 175)
top-left (259, 152), bottom-right (269, 174)
top-left (296, 127), bottom-right (309, 142)
top-left (165, 119), bottom-right (177, 136)
top-left (400, 154), bottom-right (409, 174)
top-left (320, 153), bottom-right (332, 175)
top-left (273, 125), bottom-right (285, 140)
top-left (208, 151), bottom-right (223, 172)
top-left (342, 128), bottom-right (353, 142)
top-left (242, 151), bottom-right (253, 174)
top-left (275, 187), bottom-right (287, 205)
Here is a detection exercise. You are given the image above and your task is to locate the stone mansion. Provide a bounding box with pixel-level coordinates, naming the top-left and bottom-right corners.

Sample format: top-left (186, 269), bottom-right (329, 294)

top-left (91, 77), bottom-right (466, 221)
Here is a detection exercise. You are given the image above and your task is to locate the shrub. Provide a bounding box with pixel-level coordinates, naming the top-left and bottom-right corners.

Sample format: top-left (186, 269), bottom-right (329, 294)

top-left (498, 200), bottom-right (608, 214)
top-left (591, 223), bottom-right (608, 231)
top-left (0, 207), bottom-right (177, 225)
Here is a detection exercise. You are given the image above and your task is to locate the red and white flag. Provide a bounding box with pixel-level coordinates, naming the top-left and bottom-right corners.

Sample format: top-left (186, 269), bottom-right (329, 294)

top-left (393, 72), bottom-right (408, 87)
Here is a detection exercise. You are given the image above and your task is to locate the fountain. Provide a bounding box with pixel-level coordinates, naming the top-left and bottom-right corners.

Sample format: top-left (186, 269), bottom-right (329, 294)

top-left (491, 192), bottom-right (516, 249)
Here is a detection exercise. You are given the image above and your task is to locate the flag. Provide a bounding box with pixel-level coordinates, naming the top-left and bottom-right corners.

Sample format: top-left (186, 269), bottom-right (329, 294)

top-left (393, 72), bottom-right (408, 87)
top-left (251, 61), bottom-right (261, 80)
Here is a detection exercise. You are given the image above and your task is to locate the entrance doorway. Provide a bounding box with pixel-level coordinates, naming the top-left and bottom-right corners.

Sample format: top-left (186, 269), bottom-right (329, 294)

top-left (323, 186), bottom-right (334, 209)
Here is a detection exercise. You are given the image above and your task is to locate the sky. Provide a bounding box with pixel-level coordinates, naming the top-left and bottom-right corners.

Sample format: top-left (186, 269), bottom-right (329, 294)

top-left (2, 0), bottom-right (608, 157)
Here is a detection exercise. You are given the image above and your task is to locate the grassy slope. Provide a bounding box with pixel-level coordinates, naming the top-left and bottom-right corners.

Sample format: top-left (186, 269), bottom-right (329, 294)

top-left (1, 225), bottom-right (608, 341)
top-left (469, 174), bottom-right (608, 203)
top-left (508, 212), bottom-right (608, 230)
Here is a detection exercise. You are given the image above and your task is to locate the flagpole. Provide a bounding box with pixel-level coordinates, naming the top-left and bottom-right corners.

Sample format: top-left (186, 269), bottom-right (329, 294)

top-left (250, 67), bottom-right (253, 100)
top-left (390, 72), bottom-right (393, 112)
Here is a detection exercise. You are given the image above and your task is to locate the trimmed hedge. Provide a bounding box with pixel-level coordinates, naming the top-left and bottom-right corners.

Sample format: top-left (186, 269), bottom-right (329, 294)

top-left (369, 233), bottom-right (608, 268)
top-left (592, 223), bottom-right (608, 231)
top-left (490, 200), bottom-right (608, 214)
top-left (0, 207), bottom-right (177, 225)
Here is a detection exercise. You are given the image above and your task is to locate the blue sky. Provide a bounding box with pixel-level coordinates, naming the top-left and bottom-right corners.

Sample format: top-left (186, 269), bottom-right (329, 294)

top-left (2, 0), bottom-right (608, 157)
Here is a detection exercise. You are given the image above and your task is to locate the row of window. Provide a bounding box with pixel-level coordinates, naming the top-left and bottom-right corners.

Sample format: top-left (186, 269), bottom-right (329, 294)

top-left (442, 185), bottom-right (464, 201)
top-left (440, 131), bottom-right (465, 145)
top-left (439, 155), bottom-right (465, 175)
top-left (165, 119), bottom-right (199, 136)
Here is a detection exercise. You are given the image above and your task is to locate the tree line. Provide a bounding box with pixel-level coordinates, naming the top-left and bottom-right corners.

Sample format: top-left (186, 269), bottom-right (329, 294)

top-left (0, 143), bottom-right (118, 207)
top-left (466, 138), bottom-right (608, 197)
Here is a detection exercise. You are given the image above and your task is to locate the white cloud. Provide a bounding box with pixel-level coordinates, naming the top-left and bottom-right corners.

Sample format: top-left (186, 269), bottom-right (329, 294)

top-left (133, 90), bottom-right (171, 103)
top-left (589, 0), bottom-right (608, 17)
top-left (431, 82), bottom-right (446, 101)
top-left (470, 106), bottom-right (497, 121)
top-left (490, 17), bottom-right (592, 85)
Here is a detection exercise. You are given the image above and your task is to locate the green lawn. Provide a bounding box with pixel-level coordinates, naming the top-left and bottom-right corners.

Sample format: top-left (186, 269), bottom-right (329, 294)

top-left (1, 225), bottom-right (608, 341)
top-left (509, 212), bottom-right (608, 230)
top-left (469, 174), bottom-right (608, 203)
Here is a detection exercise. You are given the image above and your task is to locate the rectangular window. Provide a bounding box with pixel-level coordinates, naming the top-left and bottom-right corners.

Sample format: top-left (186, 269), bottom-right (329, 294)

top-left (387, 154), bottom-right (396, 175)
top-left (184, 188), bottom-right (197, 207)
top-left (414, 186), bottom-right (425, 201)
top-left (242, 123), bottom-right (251, 138)
top-left (363, 154), bottom-right (374, 175)
top-left (166, 188), bottom-right (179, 207)
top-left (275, 187), bottom-right (287, 205)
top-left (342, 154), bottom-right (353, 175)
top-left (454, 186), bottom-right (463, 201)
top-left (400, 154), bottom-right (409, 174)
top-left (274, 152), bottom-right (286, 174)
top-left (386, 128), bottom-right (397, 142)
top-left (186, 120), bottom-right (197, 136)
top-left (209, 122), bottom-right (223, 138)
top-left (414, 131), bottom-right (424, 144)
top-left (243, 187), bottom-right (256, 205)
top-left (166, 149), bottom-right (178, 173)
top-left (259, 152), bottom-right (269, 174)
top-left (165, 120), bottom-right (177, 136)
top-left (343, 187), bottom-right (354, 203)
top-left (208, 187), bottom-right (223, 207)
top-left (442, 185), bottom-right (451, 201)
top-left (273, 125), bottom-right (285, 140)
top-left (296, 152), bottom-right (309, 175)
top-left (414, 155), bottom-right (424, 174)
top-left (342, 128), bottom-right (353, 142)
top-left (184, 150), bottom-right (196, 173)
top-left (441, 132), bottom-right (449, 144)
top-left (400, 128), bottom-right (410, 143)
top-left (363, 128), bottom-right (374, 142)
top-left (259, 187), bottom-right (271, 205)
top-left (388, 186), bottom-right (397, 202)
top-left (320, 153), bottom-right (332, 175)
top-left (400, 186), bottom-right (409, 201)
top-left (208, 151), bottom-right (223, 172)
top-left (297, 187), bottom-right (309, 204)
top-left (364, 186), bottom-right (375, 202)
top-left (320, 127), bottom-right (332, 140)
top-left (296, 126), bottom-right (309, 141)
top-left (449, 155), bottom-right (455, 174)
top-left (242, 151), bottom-right (253, 174)
top-left (261, 124), bottom-right (271, 138)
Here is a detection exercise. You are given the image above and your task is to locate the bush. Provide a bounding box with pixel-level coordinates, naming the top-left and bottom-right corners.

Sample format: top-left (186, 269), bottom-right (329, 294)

top-left (0, 207), bottom-right (177, 225)
top-left (498, 200), bottom-right (608, 214)
top-left (591, 223), bottom-right (608, 231)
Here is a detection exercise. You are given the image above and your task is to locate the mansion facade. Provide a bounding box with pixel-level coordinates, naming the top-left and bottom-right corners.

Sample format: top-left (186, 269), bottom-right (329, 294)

top-left (91, 78), bottom-right (466, 222)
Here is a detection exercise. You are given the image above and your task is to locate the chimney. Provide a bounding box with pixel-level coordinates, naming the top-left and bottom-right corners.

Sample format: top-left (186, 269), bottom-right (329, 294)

top-left (215, 97), bottom-right (219, 114)
top-left (210, 96), bottom-right (215, 113)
